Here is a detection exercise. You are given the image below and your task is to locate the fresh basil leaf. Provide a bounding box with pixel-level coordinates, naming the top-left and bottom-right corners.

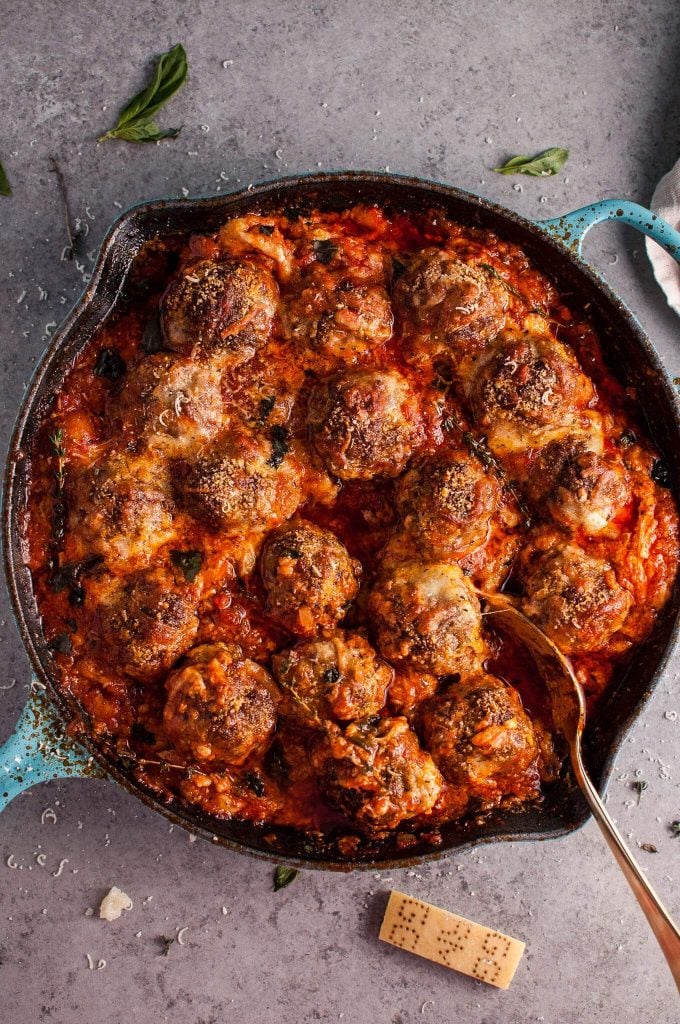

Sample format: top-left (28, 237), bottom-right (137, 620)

top-left (0, 160), bottom-right (11, 197)
top-left (494, 147), bottom-right (569, 177)
top-left (170, 549), bottom-right (203, 582)
top-left (99, 43), bottom-right (187, 143)
top-left (273, 866), bottom-right (299, 892)
top-left (106, 120), bottom-right (182, 143)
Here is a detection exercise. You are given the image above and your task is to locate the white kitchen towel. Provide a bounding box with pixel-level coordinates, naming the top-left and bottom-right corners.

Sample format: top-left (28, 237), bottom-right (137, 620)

top-left (645, 155), bottom-right (680, 318)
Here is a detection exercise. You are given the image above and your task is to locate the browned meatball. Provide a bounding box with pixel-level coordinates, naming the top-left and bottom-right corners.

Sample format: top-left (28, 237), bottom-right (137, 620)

top-left (163, 643), bottom-right (278, 766)
top-left (284, 270), bottom-right (392, 365)
top-left (420, 673), bottom-right (539, 804)
top-left (525, 439), bottom-right (631, 535)
top-left (521, 542), bottom-right (633, 653)
top-left (395, 452), bottom-right (499, 557)
top-left (311, 717), bottom-right (442, 831)
top-left (307, 370), bottom-right (423, 480)
top-left (65, 451), bottom-right (176, 571)
top-left (272, 632), bottom-right (392, 728)
top-left (161, 258), bottom-right (278, 365)
top-left (175, 428), bottom-right (302, 534)
top-left (260, 521), bottom-right (361, 636)
top-left (94, 567), bottom-right (199, 681)
top-left (112, 354), bottom-right (225, 457)
top-left (395, 249), bottom-right (507, 357)
top-left (469, 332), bottom-right (595, 456)
top-left (368, 561), bottom-right (486, 675)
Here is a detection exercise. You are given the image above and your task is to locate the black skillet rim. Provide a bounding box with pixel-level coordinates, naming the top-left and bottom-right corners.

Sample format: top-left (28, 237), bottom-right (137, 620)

top-left (4, 170), bottom-right (680, 870)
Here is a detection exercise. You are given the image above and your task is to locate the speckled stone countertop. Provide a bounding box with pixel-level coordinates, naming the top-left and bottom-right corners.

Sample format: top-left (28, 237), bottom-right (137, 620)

top-left (2, 2), bottom-right (680, 1022)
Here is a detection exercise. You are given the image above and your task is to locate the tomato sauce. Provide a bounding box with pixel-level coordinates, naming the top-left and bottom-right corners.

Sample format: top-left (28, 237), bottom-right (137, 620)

top-left (22, 204), bottom-right (679, 845)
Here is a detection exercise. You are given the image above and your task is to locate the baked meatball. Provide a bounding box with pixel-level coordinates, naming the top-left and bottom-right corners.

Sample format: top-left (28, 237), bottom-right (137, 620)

top-left (161, 258), bottom-right (278, 365)
top-left (420, 673), bottom-right (539, 804)
top-left (469, 331), bottom-right (594, 456)
top-left (112, 354), bottom-right (225, 457)
top-left (525, 439), bottom-right (631, 535)
top-left (521, 542), bottom-right (633, 653)
top-left (395, 452), bottom-right (499, 557)
top-left (307, 369), bottom-right (423, 480)
top-left (260, 520), bottom-right (361, 636)
top-left (272, 632), bottom-right (392, 728)
top-left (175, 428), bottom-right (302, 534)
top-left (368, 561), bottom-right (486, 675)
top-left (94, 567), bottom-right (199, 681)
top-left (65, 451), bottom-right (176, 570)
top-left (311, 717), bottom-right (442, 832)
top-left (284, 271), bottom-right (392, 365)
top-left (163, 643), bottom-right (278, 766)
top-left (395, 250), bottom-right (507, 357)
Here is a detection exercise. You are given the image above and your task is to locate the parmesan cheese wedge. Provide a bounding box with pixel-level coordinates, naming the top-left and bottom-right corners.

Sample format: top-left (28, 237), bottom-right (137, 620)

top-left (379, 890), bottom-right (525, 989)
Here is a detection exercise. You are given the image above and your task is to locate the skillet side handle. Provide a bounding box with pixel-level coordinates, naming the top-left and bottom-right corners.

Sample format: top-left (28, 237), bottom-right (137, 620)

top-left (538, 200), bottom-right (680, 261)
top-left (0, 685), bottom-right (104, 812)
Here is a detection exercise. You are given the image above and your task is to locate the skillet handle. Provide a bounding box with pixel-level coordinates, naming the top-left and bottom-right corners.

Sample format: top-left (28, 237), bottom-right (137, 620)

top-left (538, 200), bottom-right (680, 261)
top-left (0, 684), bottom-right (104, 812)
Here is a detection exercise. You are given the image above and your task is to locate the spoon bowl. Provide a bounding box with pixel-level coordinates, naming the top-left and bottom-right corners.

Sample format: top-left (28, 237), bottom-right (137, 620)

top-left (480, 589), bottom-right (680, 992)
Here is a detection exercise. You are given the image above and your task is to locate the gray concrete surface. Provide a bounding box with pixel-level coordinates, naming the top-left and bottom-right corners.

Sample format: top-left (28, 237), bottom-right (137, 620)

top-left (2, 2), bottom-right (680, 1021)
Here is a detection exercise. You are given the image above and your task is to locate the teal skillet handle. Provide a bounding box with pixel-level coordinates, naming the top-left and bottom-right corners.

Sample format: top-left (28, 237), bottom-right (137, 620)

top-left (0, 685), bottom-right (105, 812)
top-left (538, 199), bottom-right (680, 262)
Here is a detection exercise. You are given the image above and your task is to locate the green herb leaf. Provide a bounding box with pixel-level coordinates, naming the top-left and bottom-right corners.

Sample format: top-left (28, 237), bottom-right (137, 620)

top-left (273, 866), bottom-right (299, 892)
top-left (94, 348), bottom-right (126, 381)
top-left (49, 632), bottom-right (73, 655)
top-left (494, 147), bottom-right (569, 177)
top-left (99, 43), bottom-right (188, 144)
top-left (244, 771), bottom-right (265, 796)
top-left (651, 459), bottom-right (671, 489)
top-left (268, 425), bottom-right (290, 468)
top-left (632, 779), bottom-right (648, 804)
top-left (107, 121), bottom-right (182, 144)
top-left (313, 238), bottom-right (338, 264)
top-left (170, 549), bottom-right (203, 582)
top-left (669, 820), bottom-right (680, 837)
top-left (0, 160), bottom-right (11, 197)
top-left (142, 314), bottom-right (164, 354)
top-left (257, 396), bottom-right (276, 423)
top-left (392, 257), bottom-right (408, 280)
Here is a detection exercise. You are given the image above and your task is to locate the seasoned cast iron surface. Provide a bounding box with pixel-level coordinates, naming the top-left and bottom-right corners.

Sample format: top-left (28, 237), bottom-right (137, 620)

top-left (5, 173), bottom-right (680, 868)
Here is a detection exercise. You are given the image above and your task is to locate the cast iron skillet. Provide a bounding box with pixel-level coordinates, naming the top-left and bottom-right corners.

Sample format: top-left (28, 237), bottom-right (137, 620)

top-left (3, 171), bottom-right (680, 870)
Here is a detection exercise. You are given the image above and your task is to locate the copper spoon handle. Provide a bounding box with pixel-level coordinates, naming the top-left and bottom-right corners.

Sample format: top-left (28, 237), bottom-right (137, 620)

top-left (571, 739), bottom-right (680, 994)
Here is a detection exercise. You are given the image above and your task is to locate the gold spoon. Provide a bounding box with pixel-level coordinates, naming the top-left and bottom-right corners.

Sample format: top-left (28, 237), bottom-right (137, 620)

top-left (481, 590), bottom-right (680, 993)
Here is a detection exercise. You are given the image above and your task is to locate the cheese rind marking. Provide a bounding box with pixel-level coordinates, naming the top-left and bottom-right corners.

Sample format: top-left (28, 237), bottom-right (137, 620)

top-left (378, 890), bottom-right (525, 990)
